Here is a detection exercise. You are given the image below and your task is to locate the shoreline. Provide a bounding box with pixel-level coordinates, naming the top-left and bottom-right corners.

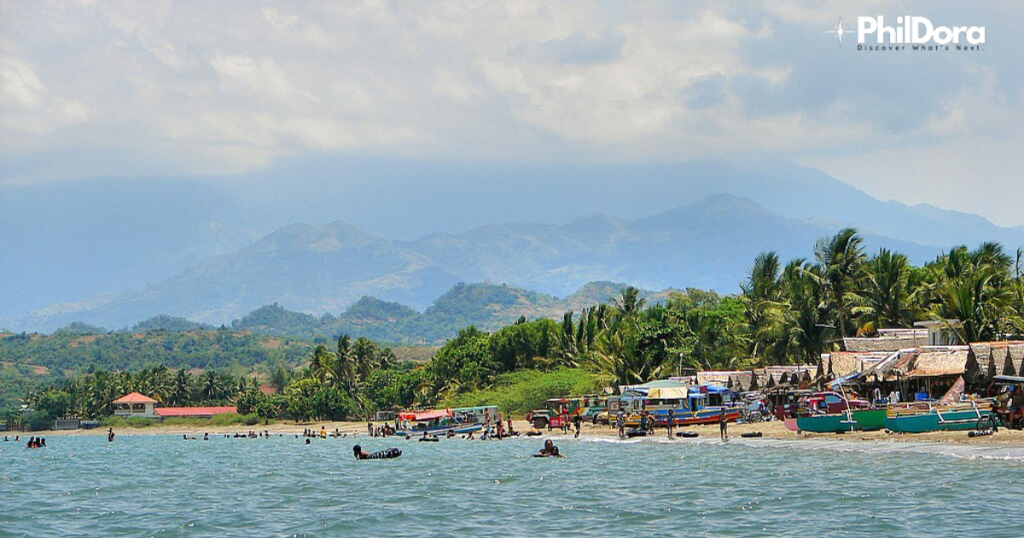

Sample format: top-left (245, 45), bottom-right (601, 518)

top-left (15, 419), bottom-right (1024, 447)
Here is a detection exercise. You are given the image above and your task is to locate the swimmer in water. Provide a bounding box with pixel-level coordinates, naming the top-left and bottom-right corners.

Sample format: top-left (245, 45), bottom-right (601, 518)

top-left (536, 439), bottom-right (564, 458)
top-left (353, 445), bottom-right (370, 460)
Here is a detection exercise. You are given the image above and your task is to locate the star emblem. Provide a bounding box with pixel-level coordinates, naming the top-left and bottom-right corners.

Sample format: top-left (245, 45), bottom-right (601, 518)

top-left (825, 17), bottom-right (853, 47)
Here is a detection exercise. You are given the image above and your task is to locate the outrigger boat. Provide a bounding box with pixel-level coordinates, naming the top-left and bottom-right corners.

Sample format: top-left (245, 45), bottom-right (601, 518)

top-left (396, 405), bottom-right (498, 437)
top-left (883, 400), bottom-right (997, 433)
top-left (794, 391), bottom-right (885, 433)
top-left (796, 409), bottom-right (887, 433)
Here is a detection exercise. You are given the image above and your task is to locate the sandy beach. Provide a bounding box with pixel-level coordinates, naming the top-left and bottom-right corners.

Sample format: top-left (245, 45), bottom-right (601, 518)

top-left (18, 419), bottom-right (1024, 447)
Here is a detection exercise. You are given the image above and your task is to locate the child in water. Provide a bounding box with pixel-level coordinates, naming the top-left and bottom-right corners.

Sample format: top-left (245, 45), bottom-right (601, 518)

top-left (535, 439), bottom-right (564, 458)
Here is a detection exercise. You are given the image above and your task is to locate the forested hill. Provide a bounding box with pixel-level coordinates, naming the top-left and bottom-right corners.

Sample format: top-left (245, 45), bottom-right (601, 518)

top-left (0, 280), bottom-right (667, 409)
top-left (231, 281), bottom-right (679, 344)
top-left (0, 328), bottom-right (311, 409)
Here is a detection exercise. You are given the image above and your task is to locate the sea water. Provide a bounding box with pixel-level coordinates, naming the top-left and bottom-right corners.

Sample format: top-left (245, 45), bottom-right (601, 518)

top-left (2, 434), bottom-right (1023, 537)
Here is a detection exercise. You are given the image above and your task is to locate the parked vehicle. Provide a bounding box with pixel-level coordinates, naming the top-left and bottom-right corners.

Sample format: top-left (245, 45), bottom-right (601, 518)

top-left (526, 395), bottom-right (606, 429)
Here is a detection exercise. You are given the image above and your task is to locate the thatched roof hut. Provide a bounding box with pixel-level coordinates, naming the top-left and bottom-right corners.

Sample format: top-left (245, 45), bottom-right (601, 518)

top-left (843, 329), bottom-right (927, 353)
top-left (966, 341), bottom-right (1024, 383)
top-left (903, 348), bottom-right (970, 379)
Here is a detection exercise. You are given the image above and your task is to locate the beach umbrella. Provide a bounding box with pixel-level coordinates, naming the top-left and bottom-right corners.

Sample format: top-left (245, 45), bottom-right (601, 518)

top-left (766, 375), bottom-right (776, 388)
top-left (779, 372), bottom-right (790, 384)
top-left (749, 373), bottom-right (759, 391)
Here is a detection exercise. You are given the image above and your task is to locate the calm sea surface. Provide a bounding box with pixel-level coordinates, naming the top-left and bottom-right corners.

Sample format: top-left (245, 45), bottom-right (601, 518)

top-left (2, 434), bottom-right (1023, 537)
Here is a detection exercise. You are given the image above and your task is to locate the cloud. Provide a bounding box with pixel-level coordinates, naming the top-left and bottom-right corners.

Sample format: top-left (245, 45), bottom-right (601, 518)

top-left (0, 1), bottom-right (1021, 224)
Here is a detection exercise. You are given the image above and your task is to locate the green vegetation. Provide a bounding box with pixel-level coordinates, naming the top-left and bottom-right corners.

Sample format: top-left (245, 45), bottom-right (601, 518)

top-left (743, 233), bottom-right (1024, 363)
top-left (448, 368), bottom-right (601, 414)
top-left (4, 229), bottom-right (1022, 431)
top-left (0, 329), bottom-right (310, 410)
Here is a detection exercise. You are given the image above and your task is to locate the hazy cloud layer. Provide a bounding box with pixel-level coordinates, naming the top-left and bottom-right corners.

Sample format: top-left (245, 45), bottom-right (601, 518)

top-left (1, 1), bottom-right (1021, 224)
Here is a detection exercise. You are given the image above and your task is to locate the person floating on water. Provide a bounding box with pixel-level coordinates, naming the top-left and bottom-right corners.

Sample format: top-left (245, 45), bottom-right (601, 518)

top-left (353, 445), bottom-right (370, 460)
top-left (535, 439), bottom-right (564, 458)
top-left (719, 407), bottom-right (728, 441)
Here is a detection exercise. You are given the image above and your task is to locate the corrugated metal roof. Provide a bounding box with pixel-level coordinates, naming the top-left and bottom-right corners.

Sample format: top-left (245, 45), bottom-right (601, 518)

top-left (154, 406), bottom-right (236, 417)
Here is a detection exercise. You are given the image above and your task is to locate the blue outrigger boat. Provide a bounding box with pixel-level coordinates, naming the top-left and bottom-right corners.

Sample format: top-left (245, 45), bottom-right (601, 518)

top-left (883, 400), bottom-right (997, 433)
top-left (395, 406), bottom-right (498, 437)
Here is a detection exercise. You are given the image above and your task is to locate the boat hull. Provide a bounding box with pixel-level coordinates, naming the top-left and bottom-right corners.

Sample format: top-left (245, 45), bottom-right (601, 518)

top-left (884, 409), bottom-right (994, 433)
top-left (396, 423), bottom-right (483, 437)
top-left (796, 409), bottom-right (886, 433)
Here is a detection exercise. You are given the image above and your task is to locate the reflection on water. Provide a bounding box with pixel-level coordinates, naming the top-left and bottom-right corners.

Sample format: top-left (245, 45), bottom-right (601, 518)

top-left (2, 435), bottom-right (1023, 537)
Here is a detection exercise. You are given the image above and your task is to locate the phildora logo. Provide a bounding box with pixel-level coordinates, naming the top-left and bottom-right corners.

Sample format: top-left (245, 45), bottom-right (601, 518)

top-left (828, 16), bottom-right (985, 51)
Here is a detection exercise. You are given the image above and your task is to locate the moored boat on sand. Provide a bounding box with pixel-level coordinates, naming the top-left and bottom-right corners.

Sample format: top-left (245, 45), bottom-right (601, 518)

top-left (883, 401), bottom-right (996, 433)
top-left (796, 408), bottom-right (887, 433)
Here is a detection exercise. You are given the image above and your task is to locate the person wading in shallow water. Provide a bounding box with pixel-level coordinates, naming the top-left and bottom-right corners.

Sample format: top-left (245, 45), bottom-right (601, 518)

top-left (107, 428), bottom-right (115, 442)
top-left (573, 411), bottom-right (582, 438)
top-left (719, 408), bottom-right (728, 441)
top-left (667, 408), bottom-right (675, 439)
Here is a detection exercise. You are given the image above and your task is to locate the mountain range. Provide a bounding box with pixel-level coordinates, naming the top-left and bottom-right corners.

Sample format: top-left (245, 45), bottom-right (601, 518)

top-left (2, 159), bottom-right (1021, 332)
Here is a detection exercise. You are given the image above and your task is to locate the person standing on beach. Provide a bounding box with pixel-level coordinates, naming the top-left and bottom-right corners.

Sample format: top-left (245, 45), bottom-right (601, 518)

top-left (719, 408), bottom-right (728, 441)
top-left (572, 411), bottom-right (582, 438)
top-left (666, 408), bottom-right (675, 438)
top-left (616, 409), bottom-right (625, 438)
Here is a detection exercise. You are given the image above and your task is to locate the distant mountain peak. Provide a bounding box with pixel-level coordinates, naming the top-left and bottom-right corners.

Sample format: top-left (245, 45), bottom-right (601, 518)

top-left (244, 221), bottom-right (382, 253)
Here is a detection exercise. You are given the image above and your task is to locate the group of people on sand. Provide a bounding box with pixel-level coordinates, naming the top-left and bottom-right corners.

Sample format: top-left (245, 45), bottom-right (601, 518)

top-left (367, 423), bottom-right (395, 437)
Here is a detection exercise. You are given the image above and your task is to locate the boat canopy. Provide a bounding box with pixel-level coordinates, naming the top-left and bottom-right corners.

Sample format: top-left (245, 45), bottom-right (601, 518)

top-left (398, 410), bottom-right (451, 421)
top-left (994, 375), bottom-right (1024, 384)
top-left (647, 386), bottom-right (688, 399)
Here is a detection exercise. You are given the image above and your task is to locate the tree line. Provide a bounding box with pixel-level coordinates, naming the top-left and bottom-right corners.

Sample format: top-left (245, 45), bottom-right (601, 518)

top-left (9, 229), bottom-right (1023, 428)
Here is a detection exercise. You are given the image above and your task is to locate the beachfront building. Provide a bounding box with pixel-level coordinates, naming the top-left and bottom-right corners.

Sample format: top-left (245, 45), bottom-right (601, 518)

top-left (842, 328), bottom-right (928, 353)
top-left (965, 341), bottom-right (1024, 384)
top-left (112, 392), bottom-right (159, 418)
top-left (851, 346), bottom-right (971, 401)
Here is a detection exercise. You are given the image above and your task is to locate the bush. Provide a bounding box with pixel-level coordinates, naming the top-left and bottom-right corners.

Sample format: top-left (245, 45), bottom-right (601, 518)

top-left (99, 416), bottom-right (156, 428)
top-left (447, 367), bottom-right (600, 416)
top-left (26, 411), bottom-right (53, 431)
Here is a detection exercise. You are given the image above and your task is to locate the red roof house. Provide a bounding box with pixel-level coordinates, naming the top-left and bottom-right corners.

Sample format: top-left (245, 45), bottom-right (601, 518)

top-left (154, 406), bottom-right (237, 418)
top-left (112, 392), bottom-right (158, 418)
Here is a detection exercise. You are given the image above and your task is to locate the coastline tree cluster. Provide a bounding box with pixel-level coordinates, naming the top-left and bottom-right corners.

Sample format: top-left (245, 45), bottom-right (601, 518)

top-left (7, 229), bottom-right (1023, 428)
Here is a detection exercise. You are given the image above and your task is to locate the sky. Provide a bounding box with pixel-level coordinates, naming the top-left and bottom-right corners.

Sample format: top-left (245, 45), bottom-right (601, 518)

top-left (2, 0), bottom-right (1022, 225)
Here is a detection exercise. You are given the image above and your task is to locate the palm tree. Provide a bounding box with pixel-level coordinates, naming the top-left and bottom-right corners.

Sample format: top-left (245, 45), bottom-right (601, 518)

top-left (199, 371), bottom-right (225, 402)
top-left (932, 266), bottom-right (1010, 343)
top-left (741, 252), bottom-right (788, 362)
top-left (614, 286), bottom-right (646, 316)
top-left (308, 344), bottom-right (333, 383)
top-left (812, 228), bottom-right (866, 339)
top-left (858, 249), bottom-right (920, 332)
top-left (169, 369), bottom-right (193, 406)
top-left (783, 259), bottom-right (835, 363)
